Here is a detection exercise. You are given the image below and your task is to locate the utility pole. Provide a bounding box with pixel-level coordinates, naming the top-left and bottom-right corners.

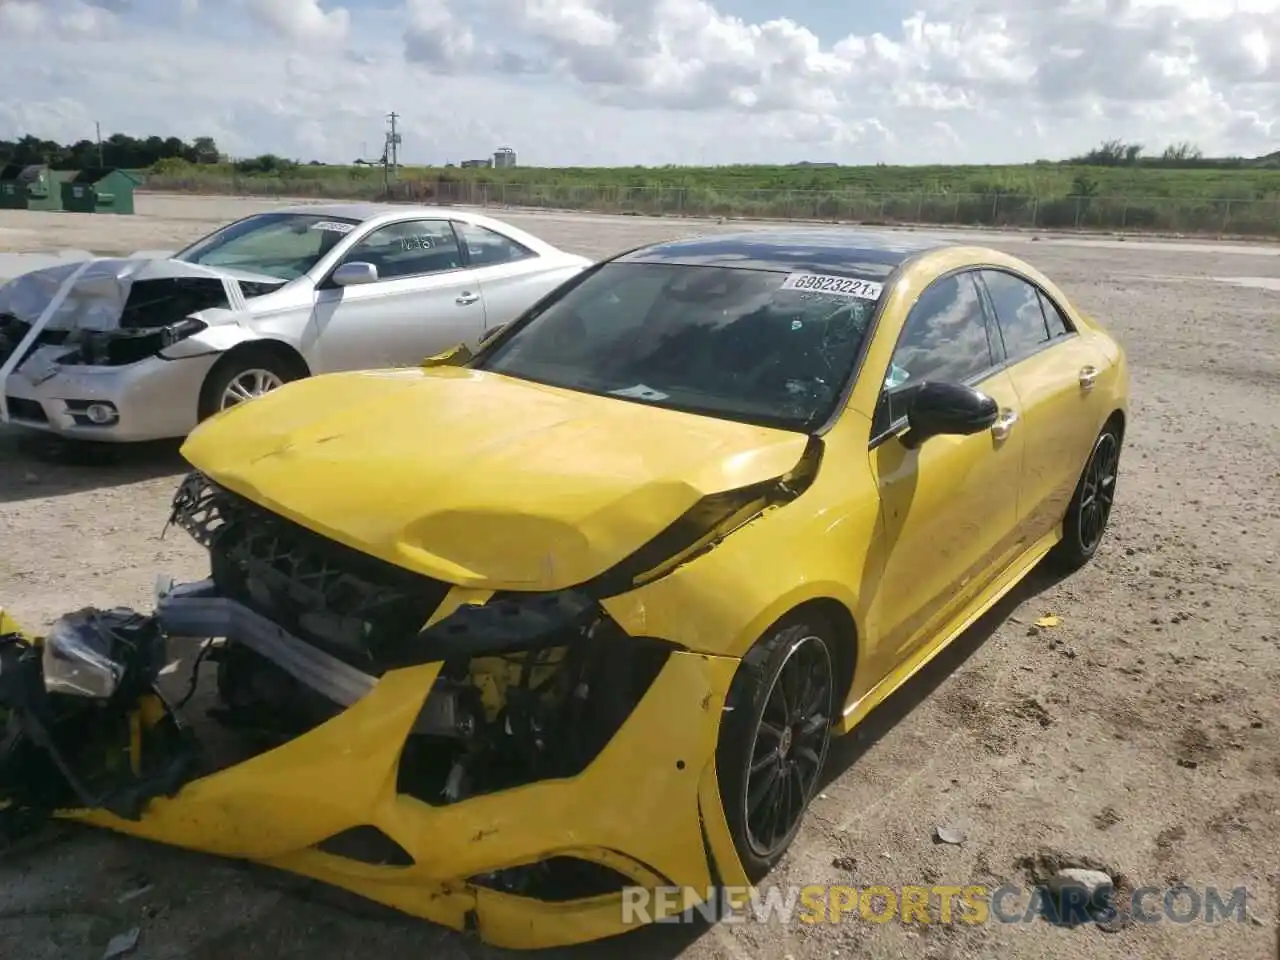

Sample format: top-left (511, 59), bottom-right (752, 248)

top-left (382, 112), bottom-right (401, 199)
top-left (386, 112), bottom-right (400, 172)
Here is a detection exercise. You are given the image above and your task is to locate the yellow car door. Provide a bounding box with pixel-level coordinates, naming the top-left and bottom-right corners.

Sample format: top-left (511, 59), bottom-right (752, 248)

top-left (866, 270), bottom-right (1026, 678)
top-left (978, 269), bottom-right (1112, 543)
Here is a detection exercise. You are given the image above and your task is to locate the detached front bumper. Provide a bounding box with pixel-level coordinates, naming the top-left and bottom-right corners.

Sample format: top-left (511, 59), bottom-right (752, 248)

top-left (2, 350), bottom-right (212, 441)
top-left (0, 584), bottom-right (751, 950)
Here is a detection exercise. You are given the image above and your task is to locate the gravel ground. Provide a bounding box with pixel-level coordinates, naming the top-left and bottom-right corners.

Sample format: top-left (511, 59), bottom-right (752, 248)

top-left (1, 196), bottom-right (1278, 960)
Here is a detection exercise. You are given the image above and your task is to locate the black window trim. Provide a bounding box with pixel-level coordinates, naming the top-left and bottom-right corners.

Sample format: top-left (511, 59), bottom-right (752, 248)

top-left (317, 217), bottom-right (471, 288)
top-left (868, 267), bottom-right (1004, 449)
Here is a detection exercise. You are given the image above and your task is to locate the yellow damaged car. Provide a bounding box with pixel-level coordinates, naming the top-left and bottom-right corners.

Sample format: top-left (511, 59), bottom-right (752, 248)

top-left (0, 230), bottom-right (1128, 947)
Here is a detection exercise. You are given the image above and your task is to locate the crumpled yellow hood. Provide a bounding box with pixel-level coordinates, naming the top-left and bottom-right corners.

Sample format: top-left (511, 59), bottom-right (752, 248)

top-left (180, 366), bottom-right (809, 591)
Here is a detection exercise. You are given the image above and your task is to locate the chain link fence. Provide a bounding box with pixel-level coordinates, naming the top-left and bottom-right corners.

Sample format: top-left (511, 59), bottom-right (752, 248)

top-left (144, 173), bottom-right (1280, 237)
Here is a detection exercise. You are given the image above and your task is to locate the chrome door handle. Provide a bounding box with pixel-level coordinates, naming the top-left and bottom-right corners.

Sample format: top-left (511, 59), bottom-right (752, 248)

top-left (990, 408), bottom-right (1018, 440)
top-left (456, 292), bottom-right (480, 305)
top-left (1079, 365), bottom-right (1098, 390)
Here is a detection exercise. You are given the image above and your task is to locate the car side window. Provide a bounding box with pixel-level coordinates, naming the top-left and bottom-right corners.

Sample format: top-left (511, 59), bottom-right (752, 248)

top-left (454, 221), bottom-right (536, 267)
top-left (1038, 290), bottom-right (1073, 338)
top-left (342, 220), bottom-right (462, 280)
top-left (981, 269), bottom-right (1054, 359)
top-left (878, 271), bottom-right (997, 429)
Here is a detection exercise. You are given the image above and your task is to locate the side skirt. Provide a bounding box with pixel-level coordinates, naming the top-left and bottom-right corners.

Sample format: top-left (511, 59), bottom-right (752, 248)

top-left (835, 525), bottom-right (1061, 737)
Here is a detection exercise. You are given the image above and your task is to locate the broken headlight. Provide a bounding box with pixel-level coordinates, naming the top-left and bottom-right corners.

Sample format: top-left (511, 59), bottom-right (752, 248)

top-left (41, 608), bottom-right (166, 700)
top-left (70, 317), bottom-right (207, 366)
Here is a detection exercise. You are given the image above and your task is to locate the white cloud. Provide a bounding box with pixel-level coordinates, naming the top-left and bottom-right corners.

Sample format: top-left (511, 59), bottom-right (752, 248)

top-left (0, 0), bottom-right (1276, 164)
top-left (58, 0), bottom-right (121, 37)
top-left (0, 0), bottom-right (44, 35)
top-left (246, 0), bottom-right (349, 44)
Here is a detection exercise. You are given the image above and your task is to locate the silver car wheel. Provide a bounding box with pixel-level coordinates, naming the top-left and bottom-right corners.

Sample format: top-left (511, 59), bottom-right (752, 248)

top-left (220, 368), bottom-right (284, 409)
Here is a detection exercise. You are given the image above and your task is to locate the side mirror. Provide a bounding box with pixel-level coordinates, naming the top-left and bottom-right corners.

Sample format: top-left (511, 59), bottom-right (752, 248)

top-left (900, 381), bottom-right (998, 448)
top-left (332, 261), bottom-right (378, 286)
top-left (422, 342), bottom-right (474, 367)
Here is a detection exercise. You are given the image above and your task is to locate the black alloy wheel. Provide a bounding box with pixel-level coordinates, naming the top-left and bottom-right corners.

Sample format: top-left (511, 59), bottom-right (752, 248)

top-left (1077, 430), bottom-right (1119, 554)
top-left (1049, 422), bottom-right (1123, 571)
top-left (719, 621), bottom-right (836, 880)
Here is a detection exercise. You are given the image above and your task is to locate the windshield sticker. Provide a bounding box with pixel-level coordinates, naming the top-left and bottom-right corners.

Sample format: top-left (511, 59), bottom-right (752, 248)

top-left (779, 272), bottom-right (883, 300)
top-left (399, 235), bottom-right (438, 251)
top-left (309, 221), bottom-right (355, 233)
top-left (610, 384), bottom-right (669, 401)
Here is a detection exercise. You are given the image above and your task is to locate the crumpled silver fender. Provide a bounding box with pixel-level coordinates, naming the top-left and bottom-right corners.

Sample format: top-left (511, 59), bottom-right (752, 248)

top-left (158, 307), bottom-right (264, 360)
top-left (0, 259), bottom-right (273, 420)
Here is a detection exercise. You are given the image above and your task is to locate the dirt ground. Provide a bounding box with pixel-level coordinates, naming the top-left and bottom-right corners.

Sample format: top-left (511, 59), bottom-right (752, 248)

top-left (1, 195), bottom-right (1278, 960)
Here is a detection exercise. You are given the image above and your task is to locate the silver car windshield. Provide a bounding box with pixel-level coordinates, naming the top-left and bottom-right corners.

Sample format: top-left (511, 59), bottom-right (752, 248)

top-left (476, 261), bottom-right (883, 431)
top-left (173, 213), bottom-right (360, 281)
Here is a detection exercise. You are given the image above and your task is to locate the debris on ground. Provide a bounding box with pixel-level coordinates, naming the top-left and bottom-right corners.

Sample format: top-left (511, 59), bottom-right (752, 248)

top-left (1011, 696), bottom-right (1053, 727)
top-left (103, 927), bottom-right (140, 960)
top-left (117, 882), bottom-right (154, 904)
top-left (1092, 806), bottom-right (1122, 830)
top-left (831, 855), bottom-right (857, 871)
top-left (1014, 850), bottom-right (1124, 926)
top-left (933, 824), bottom-right (967, 845)
top-left (1035, 615), bottom-right (1063, 628)
top-left (1045, 867), bottom-right (1114, 900)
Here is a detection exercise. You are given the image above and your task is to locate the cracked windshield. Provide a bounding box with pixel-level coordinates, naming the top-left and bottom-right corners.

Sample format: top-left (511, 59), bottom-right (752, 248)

top-left (477, 261), bottom-right (882, 430)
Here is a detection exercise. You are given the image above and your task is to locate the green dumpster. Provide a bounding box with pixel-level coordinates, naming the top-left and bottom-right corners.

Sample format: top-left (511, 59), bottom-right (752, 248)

top-left (27, 168), bottom-right (72, 211)
top-left (0, 164), bottom-right (32, 210)
top-left (59, 167), bottom-right (140, 214)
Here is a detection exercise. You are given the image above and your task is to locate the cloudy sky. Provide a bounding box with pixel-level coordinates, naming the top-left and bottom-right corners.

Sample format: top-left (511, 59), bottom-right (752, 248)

top-left (0, 0), bottom-right (1275, 165)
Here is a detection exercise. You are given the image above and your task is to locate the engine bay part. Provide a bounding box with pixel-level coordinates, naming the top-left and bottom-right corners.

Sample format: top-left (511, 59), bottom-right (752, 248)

top-left (168, 472), bottom-right (452, 672)
top-left (0, 311), bottom-right (61, 369)
top-left (0, 609), bottom-right (198, 829)
top-left (161, 469), bottom-right (683, 803)
top-left (396, 608), bottom-right (673, 805)
top-left (155, 577), bottom-right (378, 708)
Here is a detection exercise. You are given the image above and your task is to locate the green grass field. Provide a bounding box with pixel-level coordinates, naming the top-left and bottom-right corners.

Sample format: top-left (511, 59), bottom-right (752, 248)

top-left (143, 161), bottom-right (1280, 237)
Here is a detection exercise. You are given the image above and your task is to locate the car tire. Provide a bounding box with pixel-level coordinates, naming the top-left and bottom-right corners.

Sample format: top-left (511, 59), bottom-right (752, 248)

top-left (1048, 421), bottom-right (1122, 572)
top-left (197, 348), bottom-right (305, 422)
top-left (716, 619), bottom-right (836, 883)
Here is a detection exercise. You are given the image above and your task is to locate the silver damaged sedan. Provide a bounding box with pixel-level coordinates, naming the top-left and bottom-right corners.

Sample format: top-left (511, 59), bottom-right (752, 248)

top-left (0, 203), bottom-right (591, 442)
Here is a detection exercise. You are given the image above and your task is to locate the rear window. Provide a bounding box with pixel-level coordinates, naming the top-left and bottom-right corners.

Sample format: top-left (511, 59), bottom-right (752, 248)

top-left (476, 261), bottom-right (884, 430)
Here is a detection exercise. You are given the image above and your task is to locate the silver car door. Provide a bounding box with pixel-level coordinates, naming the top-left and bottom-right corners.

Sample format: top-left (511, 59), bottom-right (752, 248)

top-left (309, 219), bottom-right (487, 372)
top-left (451, 220), bottom-right (578, 328)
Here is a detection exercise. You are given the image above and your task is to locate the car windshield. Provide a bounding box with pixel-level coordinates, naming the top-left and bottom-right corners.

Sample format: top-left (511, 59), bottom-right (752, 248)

top-left (173, 213), bottom-right (360, 281)
top-left (475, 261), bottom-right (884, 431)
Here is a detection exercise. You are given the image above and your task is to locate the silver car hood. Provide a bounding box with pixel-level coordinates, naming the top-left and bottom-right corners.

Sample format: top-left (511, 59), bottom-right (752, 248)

top-left (0, 257), bottom-right (283, 333)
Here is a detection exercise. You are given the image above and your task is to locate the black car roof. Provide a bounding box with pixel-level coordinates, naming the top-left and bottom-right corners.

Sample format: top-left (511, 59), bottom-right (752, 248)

top-left (615, 228), bottom-right (949, 278)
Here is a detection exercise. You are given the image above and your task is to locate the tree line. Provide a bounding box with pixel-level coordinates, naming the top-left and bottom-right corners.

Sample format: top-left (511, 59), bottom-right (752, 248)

top-left (1068, 139), bottom-right (1279, 169)
top-left (0, 133), bottom-right (221, 171)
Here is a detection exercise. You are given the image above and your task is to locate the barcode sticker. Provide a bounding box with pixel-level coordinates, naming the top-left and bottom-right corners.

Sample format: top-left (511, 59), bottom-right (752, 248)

top-left (779, 272), bottom-right (883, 300)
